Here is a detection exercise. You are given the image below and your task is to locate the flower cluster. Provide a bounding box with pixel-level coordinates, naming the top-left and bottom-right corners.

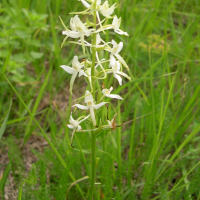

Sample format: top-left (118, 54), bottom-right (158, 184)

top-left (60, 0), bottom-right (131, 146)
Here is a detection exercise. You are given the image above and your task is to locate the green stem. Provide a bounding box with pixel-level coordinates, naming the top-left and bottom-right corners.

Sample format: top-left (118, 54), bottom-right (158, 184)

top-left (90, 1), bottom-right (97, 199)
top-left (117, 101), bottom-right (122, 190)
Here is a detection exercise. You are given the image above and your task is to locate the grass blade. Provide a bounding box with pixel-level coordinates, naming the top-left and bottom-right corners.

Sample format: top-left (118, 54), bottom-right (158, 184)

top-left (0, 100), bottom-right (12, 140)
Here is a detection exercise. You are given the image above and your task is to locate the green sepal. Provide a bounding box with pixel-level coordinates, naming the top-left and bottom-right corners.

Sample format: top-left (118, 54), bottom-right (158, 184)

top-left (61, 36), bottom-right (69, 49)
top-left (86, 17), bottom-right (94, 27)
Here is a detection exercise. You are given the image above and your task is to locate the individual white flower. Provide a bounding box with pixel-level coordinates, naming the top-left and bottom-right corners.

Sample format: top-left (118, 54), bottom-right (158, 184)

top-left (60, 55), bottom-right (87, 94)
top-left (62, 15), bottom-right (92, 53)
top-left (105, 40), bottom-right (129, 70)
top-left (100, 1), bottom-right (116, 18)
top-left (95, 15), bottom-right (128, 36)
top-left (107, 114), bottom-right (117, 129)
top-left (72, 90), bottom-right (108, 126)
top-left (106, 114), bottom-right (125, 129)
top-left (102, 86), bottom-right (123, 100)
top-left (112, 16), bottom-right (128, 36)
top-left (107, 54), bottom-right (131, 85)
top-left (67, 112), bottom-right (90, 146)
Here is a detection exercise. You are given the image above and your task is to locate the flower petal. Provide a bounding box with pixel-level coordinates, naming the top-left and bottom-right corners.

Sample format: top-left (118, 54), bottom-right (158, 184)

top-left (62, 30), bottom-right (81, 38)
top-left (85, 90), bottom-right (94, 103)
top-left (117, 71), bottom-right (131, 81)
top-left (111, 40), bottom-right (118, 48)
top-left (116, 42), bottom-right (123, 54)
top-left (109, 54), bottom-right (116, 67)
top-left (78, 70), bottom-right (87, 77)
top-left (113, 73), bottom-right (122, 85)
top-left (60, 65), bottom-right (76, 74)
top-left (109, 86), bottom-right (113, 92)
top-left (67, 124), bottom-right (75, 129)
top-left (70, 17), bottom-right (76, 31)
top-left (78, 0), bottom-right (90, 8)
top-left (76, 125), bottom-right (82, 132)
top-left (72, 56), bottom-right (82, 70)
top-left (93, 102), bottom-right (108, 109)
top-left (115, 29), bottom-right (129, 36)
top-left (69, 112), bottom-right (74, 121)
top-left (106, 94), bottom-right (123, 100)
top-left (72, 104), bottom-right (88, 110)
top-left (115, 53), bottom-right (129, 70)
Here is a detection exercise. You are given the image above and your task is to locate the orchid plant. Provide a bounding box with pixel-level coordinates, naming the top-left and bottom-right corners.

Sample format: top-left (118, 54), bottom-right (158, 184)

top-left (60, 0), bottom-right (130, 198)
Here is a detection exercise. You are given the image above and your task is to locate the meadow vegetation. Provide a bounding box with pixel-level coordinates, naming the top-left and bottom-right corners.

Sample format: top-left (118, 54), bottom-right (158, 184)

top-left (0, 0), bottom-right (200, 199)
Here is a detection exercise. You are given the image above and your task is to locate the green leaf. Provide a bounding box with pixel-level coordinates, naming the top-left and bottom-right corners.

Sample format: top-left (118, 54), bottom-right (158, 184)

top-left (26, 164), bottom-right (37, 185)
top-left (30, 51), bottom-right (44, 59)
top-left (0, 163), bottom-right (11, 195)
top-left (0, 100), bottom-right (12, 140)
top-left (18, 179), bottom-right (26, 200)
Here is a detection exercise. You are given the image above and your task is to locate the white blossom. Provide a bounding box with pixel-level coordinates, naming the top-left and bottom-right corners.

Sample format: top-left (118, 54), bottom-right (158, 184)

top-left (62, 15), bottom-right (92, 53)
top-left (72, 90), bottom-right (108, 126)
top-left (112, 16), bottom-right (128, 36)
top-left (107, 55), bottom-right (131, 85)
top-left (95, 15), bottom-right (128, 36)
top-left (60, 55), bottom-right (87, 93)
top-left (107, 114), bottom-right (117, 129)
top-left (102, 86), bottom-right (123, 100)
top-left (67, 112), bottom-right (90, 145)
top-left (105, 40), bottom-right (129, 70)
top-left (100, 1), bottom-right (116, 18)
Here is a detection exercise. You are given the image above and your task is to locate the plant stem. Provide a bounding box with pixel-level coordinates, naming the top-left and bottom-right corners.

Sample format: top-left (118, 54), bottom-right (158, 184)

top-left (90, 1), bottom-right (97, 199)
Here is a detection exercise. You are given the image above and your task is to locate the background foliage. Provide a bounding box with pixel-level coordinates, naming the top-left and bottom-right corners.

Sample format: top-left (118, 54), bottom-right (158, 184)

top-left (0, 0), bottom-right (200, 199)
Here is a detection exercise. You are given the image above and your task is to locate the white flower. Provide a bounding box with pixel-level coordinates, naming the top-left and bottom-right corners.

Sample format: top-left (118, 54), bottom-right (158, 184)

top-left (102, 86), bottom-right (123, 100)
top-left (105, 40), bottom-right (129, 70)
top-left (72, 90), bottom-right (108, 126)
top-left (60, 55), bottom-right (87, 93)
top-left (112, 16), bottom-right (128, 36)
top-left (95, 15), bottom-right (128, 36)
top-left (67, 112), bottom-right (90, 145)
top-left (107, 114), bottom-right (117, 129)
top-left (107, 55), bottom-right (131, 85)
top-left (100, 1), bottom-right (116, 18)
top-left (62, 15), bottom-right (92, 53)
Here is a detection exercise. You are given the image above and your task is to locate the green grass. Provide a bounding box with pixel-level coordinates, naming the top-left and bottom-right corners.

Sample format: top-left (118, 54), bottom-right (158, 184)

top-left (1, 0), bottom-right (200, 199)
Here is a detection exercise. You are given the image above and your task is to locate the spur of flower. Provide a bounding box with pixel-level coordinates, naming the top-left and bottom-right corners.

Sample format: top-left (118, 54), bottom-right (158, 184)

top-left (72, 90), bottom-right (108, 126)
top-left (60, 55), bottom-right (87, 94)
top-left (102, 86), bottom-right (123, 100)
top-left (62, 15), bottom-right (92, 53)
top-left (67, 112), bottom-right (90, 146)
top-left (107, 55), bottom-right (131, 85)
